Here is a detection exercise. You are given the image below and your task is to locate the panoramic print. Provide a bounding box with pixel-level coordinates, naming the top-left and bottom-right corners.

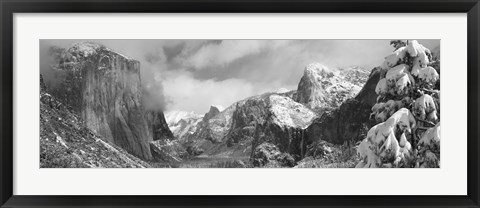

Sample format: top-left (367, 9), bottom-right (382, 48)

top-left (39, 40), bottom-right (440, 168)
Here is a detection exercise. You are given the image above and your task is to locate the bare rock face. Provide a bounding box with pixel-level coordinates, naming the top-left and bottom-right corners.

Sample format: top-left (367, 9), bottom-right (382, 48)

top-left (48, 42), bottom-right (172, 160)
top-left (40, 75), bottom-right (151, 168)
top-left (305, 68), bottom-right (381, 145)
top-left (203, 105), bottom-right (223, 122)
top-left (294, 63), bottom-right (331, 109)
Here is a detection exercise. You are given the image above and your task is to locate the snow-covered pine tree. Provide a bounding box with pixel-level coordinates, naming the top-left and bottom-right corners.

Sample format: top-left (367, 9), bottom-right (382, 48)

top-left (356, 40), bottom-right (440, 168)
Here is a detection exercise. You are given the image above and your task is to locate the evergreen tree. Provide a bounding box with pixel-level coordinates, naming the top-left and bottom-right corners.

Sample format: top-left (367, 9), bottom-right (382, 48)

top-left (356, 40), bottom-right (440, 168)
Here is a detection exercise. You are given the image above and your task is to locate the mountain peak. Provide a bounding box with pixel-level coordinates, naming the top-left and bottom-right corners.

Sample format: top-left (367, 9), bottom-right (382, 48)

top-left (204, 105), bottom-right (224, 122)
top-left (294, 63), bottom-right (331, 109)
top-left (304, 63), bottom-right (335, 78)
top-left (210, 105), bottom-right (224, 113)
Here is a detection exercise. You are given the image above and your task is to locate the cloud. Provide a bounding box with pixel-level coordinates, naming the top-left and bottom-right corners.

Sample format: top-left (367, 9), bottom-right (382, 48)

top-left (40, 39), bottom-right (440, 114)
top-left (162, 70), bottom-right (256, 113)
top-left (39, 40), bottom-right (178, 111)
top-left (186, 40), bottom-right (291, 69)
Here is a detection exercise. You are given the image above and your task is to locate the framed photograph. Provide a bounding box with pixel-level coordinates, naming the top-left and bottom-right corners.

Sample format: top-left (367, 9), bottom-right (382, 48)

top-left (1, 0), bottom-right (479, 207)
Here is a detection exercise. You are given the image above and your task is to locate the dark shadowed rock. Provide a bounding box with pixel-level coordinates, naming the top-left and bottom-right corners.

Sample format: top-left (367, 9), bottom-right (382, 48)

top-left (186, 145), bottom-right (204, 156)
top-left (146, 111), bottom-right (174, 141)
top-left (251, 142), bottom-right (295, 167)
top-left (305, 68), bottom-right (381, 145)
top-left (304, 140), bottom-right (335, 159)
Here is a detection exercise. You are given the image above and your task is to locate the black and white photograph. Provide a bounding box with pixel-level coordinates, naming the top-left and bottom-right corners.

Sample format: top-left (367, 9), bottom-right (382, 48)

top-left (39, 39), bottom-right (440, 168)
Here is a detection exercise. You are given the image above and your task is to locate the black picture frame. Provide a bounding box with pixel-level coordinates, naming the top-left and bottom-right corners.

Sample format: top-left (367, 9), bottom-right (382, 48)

top-left (1, 0), bottom-right (479, 207)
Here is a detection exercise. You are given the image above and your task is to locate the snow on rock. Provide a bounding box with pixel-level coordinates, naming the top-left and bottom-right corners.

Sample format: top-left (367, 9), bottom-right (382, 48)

top-left (295, 63), bottom-right (368, 110)
top-left (67, 42), bottom-right (134, 61)
top-left (306, 63), bottom-right (336, 76)
top-left (53, 132), bottom-right (68, 148)
top-left (165, 111), bottom-right (202, 127)
top-left (165, 111), bottom-right (203, 139)
top-left (68, 42), bottom-right (103, 58)
top-left (149, 139), bottom-right (188, 163)
top-left (269, 95), bottom-right (317, 129)
top-left (274, 88), bottom-right (291, 94)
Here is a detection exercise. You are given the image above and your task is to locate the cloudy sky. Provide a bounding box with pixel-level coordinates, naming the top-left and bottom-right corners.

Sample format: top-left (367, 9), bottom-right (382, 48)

top-left (40, 39), bottom-right (439, 114)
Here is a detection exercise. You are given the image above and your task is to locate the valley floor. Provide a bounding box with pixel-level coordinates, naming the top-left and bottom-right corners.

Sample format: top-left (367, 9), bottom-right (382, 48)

top-left (148, 141), bottom-right (359, 168)
top-left (150, 156), bottom-right (251, 168)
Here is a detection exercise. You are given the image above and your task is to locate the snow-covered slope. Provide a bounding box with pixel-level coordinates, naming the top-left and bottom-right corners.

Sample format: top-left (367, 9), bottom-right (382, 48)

top-left (182, 91), bottom-right (317, 159)
top-left (294, 63), bottom-right (369, 113)
top-left (165, 111), bottom-right (203, 139)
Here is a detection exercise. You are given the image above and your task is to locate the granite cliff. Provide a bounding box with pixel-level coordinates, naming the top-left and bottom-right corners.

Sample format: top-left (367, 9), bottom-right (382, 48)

top-left (40, 75), bottom-right (151, 168)
top-left (48, 42), bottom-right (172, 160)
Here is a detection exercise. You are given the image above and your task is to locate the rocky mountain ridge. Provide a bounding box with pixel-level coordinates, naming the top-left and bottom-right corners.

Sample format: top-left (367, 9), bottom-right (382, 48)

top-left (174, 64), bottom-right (369, 162)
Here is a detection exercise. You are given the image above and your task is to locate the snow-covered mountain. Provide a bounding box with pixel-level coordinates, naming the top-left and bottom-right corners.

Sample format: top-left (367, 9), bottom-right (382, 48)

top-left (165, 111), bottom-right (203, 139)
top-left (172, 63), bottom-right (369, 159)
top-left (293, 63), bottom-right (369, 114)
